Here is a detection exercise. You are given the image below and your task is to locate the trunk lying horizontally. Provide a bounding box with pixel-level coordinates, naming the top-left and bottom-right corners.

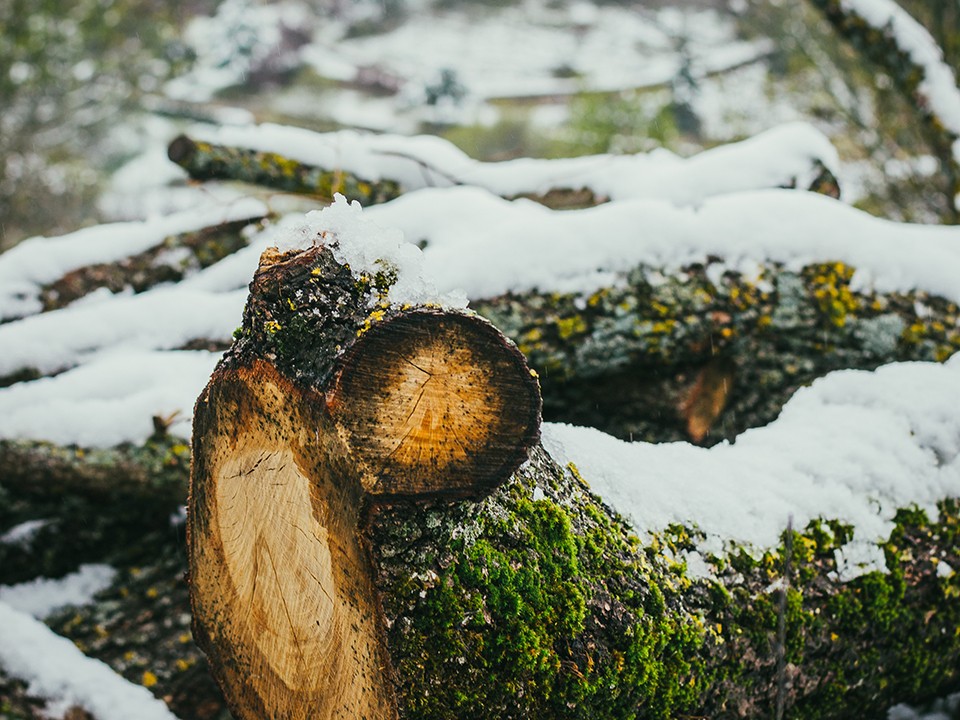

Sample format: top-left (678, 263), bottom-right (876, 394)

top-left (178, 233), bottom-right (960, 720)
top-left (807, 0), bottom-right (960, 222)
top-left (167, 131), bottom-right (841, 210)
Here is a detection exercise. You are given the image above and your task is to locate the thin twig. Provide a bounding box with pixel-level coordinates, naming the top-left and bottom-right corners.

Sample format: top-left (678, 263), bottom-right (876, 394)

top-left (775, 514), bottom-right (794, 720)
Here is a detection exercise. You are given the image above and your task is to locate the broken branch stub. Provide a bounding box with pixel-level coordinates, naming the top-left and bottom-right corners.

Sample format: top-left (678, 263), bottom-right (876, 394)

top-left (188, 241), bottom-right (540, 720)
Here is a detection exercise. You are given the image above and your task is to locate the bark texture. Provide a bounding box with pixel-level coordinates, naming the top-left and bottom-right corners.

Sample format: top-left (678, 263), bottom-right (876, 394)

top-left (168, 135), bottom-right (403, 206)
top-left (23, 444), bottom-right (960, 720)
top-left (3, 243), bottom-right (959, 720)
top-left (475, 260), bottom-right (960, 444)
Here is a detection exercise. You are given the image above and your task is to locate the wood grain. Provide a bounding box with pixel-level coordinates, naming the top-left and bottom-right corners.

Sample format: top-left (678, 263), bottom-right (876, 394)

top-left (329, 311), bottom-right (540, 499)
top-left (190, 361), bottom-right (397, 720)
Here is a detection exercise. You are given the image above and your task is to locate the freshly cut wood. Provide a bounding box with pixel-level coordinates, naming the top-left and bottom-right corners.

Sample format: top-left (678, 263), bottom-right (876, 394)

top-left (188, 242), bottom-right (540, 720)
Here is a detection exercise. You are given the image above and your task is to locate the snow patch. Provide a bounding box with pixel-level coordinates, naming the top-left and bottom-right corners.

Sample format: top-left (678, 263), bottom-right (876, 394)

top-left (0, 199), bottom-right (266, 322)
top-left (542, 356), bottom-right (960, 573)
top-left (0, 519), bottom-right (52, 547)
top-left (271, 194), bottom-right (467, 308)
top-left (191, 121), bottom-right (837, 205)
top-left (368, 186), bottom-right (960, 302)
top-left (0, 564), bottom-right (117, 620)
top-left (0, 600), bottom-right (181, 720)
top-left (0, 350), bottom-right (221, 446)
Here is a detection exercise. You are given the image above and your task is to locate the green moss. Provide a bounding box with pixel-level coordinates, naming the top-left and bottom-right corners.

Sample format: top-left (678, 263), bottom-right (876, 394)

top-left (379, 448), bottom-right (960, 718)
top-left (386, 463), bottom-right (712, 719)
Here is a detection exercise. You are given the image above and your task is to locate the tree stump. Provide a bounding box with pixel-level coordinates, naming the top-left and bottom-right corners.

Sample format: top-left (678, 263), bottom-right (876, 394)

top-left (188, 242), bottom-right (540, 719)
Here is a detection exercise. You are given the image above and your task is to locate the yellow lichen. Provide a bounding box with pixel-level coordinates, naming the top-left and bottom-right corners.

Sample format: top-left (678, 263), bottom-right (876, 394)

top-left (556, 315), bottom-right (587, 340)
top-left (807, 262), bottom-right (860, 327)
top-left (566, 462), bottom-right (589, 488)
top-left (357, 308), bottom-right (387, 336)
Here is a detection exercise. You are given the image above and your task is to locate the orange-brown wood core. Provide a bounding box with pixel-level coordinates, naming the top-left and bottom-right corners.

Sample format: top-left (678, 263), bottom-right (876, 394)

top-left (330, 312), bottom-right (540, 499)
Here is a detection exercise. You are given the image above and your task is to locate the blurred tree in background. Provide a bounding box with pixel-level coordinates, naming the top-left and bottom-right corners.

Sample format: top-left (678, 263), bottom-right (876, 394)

top-left (0, 0), bottom-right (209, 250)
top-left (2, 0), bottom-right (958, 248)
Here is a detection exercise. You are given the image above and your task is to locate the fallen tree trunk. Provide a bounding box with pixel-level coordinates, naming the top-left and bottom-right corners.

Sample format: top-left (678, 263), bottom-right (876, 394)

top-left (168, 134), bottom-right (404, 206)
top-left (178, 230), bottom-right (960, 719)
top-left (476, 259), bottom-right (960, 444)
top-left (1, 195), bottom-right (958, 716)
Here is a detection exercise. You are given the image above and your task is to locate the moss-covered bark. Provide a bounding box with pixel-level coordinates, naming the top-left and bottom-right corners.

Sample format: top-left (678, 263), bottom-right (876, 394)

top-left (807, 0), bottom-right (960, 222)
top-left (3, 233), bottom-right (959, 718)
top-left (369, 445), bottom-right (960, 719)
top-left (23, 444), bottom-right (960, 719)
top-left (168, 134), bottom-right (403, 205)
top-left (476, 260), bottom-right (960, 444)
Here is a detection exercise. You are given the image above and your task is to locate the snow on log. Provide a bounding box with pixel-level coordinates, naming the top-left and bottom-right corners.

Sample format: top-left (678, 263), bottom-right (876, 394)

top-left (808, 0), bottom-right (960, 217)
top-left (0, 600), bottom-right (182, 720)
top-left (0, 199), bottom-right (266, 323)
top-left (168, 121), bottom-right (841, 207)
top-left (187, 205), bottom-right (540, 719)
top-left (1, 189), bottom-right (958, 444)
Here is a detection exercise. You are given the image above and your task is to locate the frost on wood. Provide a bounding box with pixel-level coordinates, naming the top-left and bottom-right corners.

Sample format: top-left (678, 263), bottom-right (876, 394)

top-left (188, 236), bottom-right (540, 719)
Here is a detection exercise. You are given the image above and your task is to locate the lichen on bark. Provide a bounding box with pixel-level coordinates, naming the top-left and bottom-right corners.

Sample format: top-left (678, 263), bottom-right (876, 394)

top-left (369, 445), bottom-right (960, 719)
top-left (167, 135), bottom-right (403, 205)
top-left (474, 259), bottom-right (960, 444)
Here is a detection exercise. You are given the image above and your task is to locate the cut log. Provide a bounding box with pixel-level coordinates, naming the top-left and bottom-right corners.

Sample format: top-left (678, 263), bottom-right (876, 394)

top-left (188, 243), bottom-right (540, 719)
top-left (3, 225), bottom-right (957, 719)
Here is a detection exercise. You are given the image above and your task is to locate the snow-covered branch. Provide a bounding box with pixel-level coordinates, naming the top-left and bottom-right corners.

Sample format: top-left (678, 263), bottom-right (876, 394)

top-left (169, 121), bottom-right (841, 207)
top-left (808, 0), bottom-right (960, 217)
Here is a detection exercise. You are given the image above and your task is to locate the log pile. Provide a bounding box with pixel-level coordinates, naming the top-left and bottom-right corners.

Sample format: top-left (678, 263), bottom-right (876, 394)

top-left (1, 126), bottom-right (959, 719)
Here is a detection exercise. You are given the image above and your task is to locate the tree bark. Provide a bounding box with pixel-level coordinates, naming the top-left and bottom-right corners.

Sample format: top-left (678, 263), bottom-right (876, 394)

top-left (33, 443), bottom-right (960, 720)
top-left (475, 259), bottom-right (960, 445)
top-left (37, 217), bottom-right (259, 315)
top-left (183, 242), bottom-right (960, 720)
top-left (168, 135), bottom-right (403, 206)
top-left (5, 241), bottom-right (958, 720)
